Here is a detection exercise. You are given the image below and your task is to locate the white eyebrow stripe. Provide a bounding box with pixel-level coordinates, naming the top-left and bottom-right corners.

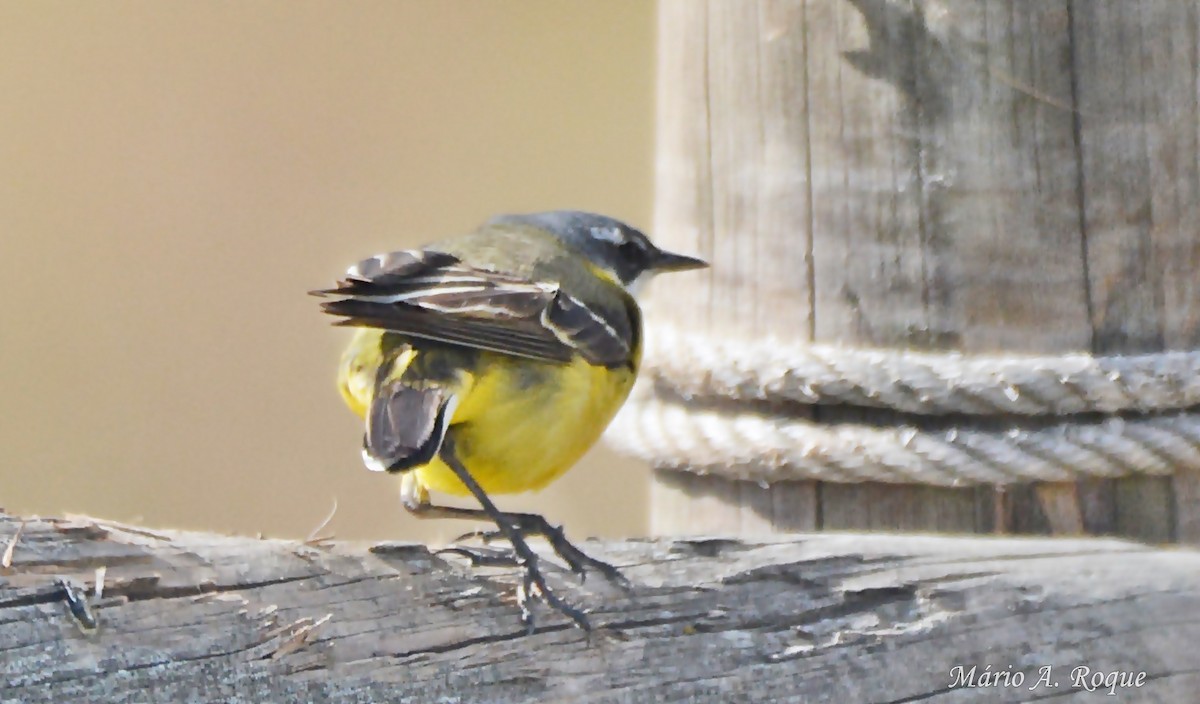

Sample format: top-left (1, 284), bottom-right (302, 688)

top-left (589, 226), bottom-right (626, 244)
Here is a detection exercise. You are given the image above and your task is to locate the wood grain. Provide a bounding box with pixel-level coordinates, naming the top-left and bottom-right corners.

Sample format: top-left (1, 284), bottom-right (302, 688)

top-left (652, 0), bottom-right (820, 533)
top-left (648, 0), bottom-right (1200, 544)
top-left (1071, 2), bottom-right (1200, 542)
top-left (2, 512), bottom-right (1198, 702)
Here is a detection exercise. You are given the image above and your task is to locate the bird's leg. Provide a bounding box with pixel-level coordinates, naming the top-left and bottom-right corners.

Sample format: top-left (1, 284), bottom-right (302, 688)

top-left (406, 440), bottom-right (592, 632)
top-left (400, 472), bottom-right (628, 588)
top-left (454, 516), bottom-right (628, 588)
top-left (401, 480), bottom-right (521, 568)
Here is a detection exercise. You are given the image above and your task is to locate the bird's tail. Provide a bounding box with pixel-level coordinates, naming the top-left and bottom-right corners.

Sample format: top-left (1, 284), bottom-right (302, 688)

top-left (360, 347), bottom-right (459, 474)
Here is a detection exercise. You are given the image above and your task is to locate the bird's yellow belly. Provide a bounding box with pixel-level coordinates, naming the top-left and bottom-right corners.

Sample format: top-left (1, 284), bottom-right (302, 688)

top-left (416, 355), bottom-right (635, 496)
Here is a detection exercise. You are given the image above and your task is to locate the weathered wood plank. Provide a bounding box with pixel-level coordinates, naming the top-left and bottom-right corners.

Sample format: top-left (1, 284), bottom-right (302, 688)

top-left (651, 0), bottom-right (712, 326)
top-left (1071, 1), bottom-right (1200, 543)
top-left (2, 512), bottom-right (1197, 702)
top-left (807, 0), bottom-right (931, 349)
top-left (1133, 2), bottom-right (1200, 547)
top-left (1077, 478), bottom-right (1118, 535)
top-left (1147, 4), bottom-right (1200, 352)
top-left (1075, 1), bottom-right (1166, 355)
top-left (703, 0), bottom-right (814, 340)
top-left (650, 469), bottom-right (819, 536)
top-left (1176, 469), bottom-right (1200, 544)
top-left (893, 0), bottom-right (1095, 534)
top-left (1034, 483), bottom-right (1085, 535)
top-left (820, 483), bottom-right (985, 533)
top-left (650, 0), bottom-right (820, 535)
top-left (1115, 475), bottom-right (1175, 544)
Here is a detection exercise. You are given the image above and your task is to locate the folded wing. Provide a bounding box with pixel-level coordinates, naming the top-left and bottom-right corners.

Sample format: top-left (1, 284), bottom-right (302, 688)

top-left (313, 249), bottom-right (632, 367)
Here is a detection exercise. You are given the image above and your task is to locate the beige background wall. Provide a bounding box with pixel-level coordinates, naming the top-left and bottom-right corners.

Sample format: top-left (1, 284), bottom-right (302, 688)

top-left (1, 1), bottom-right (656, 543)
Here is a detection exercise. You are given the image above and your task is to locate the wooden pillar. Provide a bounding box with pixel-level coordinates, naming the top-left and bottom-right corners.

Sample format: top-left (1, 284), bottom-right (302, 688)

top-left (648, 0), bottom-right (1200, 542)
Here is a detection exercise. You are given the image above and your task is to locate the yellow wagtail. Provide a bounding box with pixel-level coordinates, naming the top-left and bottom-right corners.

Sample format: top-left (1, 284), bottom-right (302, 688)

top-left (313, 211), bottom-right (707, 629)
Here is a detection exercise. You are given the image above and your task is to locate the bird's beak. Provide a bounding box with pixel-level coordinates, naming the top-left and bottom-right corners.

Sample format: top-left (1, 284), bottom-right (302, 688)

top-left (652, 249), bottom-right (709, 272)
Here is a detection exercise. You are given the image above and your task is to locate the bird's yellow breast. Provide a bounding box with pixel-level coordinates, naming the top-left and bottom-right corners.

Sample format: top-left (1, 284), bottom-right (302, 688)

top-left (424, 353), bottom-right (636, 495)
top-left (338, 328), bottom-right (638, 496)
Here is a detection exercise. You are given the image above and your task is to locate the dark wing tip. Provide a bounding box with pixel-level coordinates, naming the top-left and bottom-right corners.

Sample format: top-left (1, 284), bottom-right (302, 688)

top-left (321, 299), bottom-right (364, 319)
top-left (310, 278), bottom-right (370, 298)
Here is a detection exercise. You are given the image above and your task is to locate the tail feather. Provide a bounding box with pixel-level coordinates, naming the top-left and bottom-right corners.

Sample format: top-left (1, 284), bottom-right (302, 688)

top-left (363, 380), bottom-right (453, 473)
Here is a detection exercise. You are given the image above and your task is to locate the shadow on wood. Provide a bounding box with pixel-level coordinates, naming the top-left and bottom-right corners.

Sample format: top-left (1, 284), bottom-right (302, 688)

top-left (1, 511), bottom-right (1197, 702)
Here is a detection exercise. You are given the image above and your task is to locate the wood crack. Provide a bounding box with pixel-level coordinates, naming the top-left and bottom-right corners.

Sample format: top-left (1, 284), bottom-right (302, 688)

top-left (2, 512), bottom-right (1197, 702)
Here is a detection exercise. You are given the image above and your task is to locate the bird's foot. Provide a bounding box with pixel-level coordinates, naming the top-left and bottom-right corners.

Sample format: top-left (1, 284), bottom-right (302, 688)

top-left (439, 537), bottom-right (593, 631)
top-left (454, 514), bottom-right (629, 590)
top-left (514, 555), bottom-right (591, 633)
top-left (434, 545), bottom-right (521, 567)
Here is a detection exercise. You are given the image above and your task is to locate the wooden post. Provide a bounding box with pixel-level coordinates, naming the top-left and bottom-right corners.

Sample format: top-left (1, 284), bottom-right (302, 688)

top-left (649, 0), bottom-right (1200, 541)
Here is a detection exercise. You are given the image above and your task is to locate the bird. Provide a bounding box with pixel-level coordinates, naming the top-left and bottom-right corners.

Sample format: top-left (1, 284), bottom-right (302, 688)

top-left (312, 210), bottom-right (707, 630)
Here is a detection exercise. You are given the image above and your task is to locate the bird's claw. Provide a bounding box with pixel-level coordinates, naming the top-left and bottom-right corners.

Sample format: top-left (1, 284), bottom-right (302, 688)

top-left (452, 528), bottom-right (506, 544)
top-left (434, 545), bottom-right (522, 568)
top-left (439, 543), bottom-right (594, 631)
top-left (455, 520), bottom-right (630, 591)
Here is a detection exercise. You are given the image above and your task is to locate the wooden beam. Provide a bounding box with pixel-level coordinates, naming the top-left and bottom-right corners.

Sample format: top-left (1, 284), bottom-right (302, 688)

top-left (3, 512), bottom-right (1197, 701)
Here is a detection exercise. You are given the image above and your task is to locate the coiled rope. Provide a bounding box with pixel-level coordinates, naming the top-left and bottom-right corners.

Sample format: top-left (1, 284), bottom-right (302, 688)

top-left (605, 327), bottom-right (1200, 486)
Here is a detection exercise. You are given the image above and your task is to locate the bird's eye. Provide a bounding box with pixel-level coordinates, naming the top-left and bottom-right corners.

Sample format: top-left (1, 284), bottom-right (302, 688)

top-left (617, 240), bottom-right (647, 262)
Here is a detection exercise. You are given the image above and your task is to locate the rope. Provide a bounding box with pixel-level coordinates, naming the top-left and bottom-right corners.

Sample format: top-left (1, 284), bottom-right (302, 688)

top-left (607, 383), bottom-right (1200, 486)
top-left (603, 327), bottom-right (1200, 485)
top-left (646, 327), bottom-right (1200, 416)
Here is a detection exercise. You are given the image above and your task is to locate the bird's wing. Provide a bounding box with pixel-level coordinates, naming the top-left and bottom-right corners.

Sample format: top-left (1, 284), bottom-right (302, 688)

top-left (312, 249), bottom-right (633, 366)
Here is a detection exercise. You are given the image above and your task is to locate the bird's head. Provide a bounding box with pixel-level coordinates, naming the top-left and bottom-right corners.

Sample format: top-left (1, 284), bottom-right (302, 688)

top-left (489, 210), bottom-right (708, 293)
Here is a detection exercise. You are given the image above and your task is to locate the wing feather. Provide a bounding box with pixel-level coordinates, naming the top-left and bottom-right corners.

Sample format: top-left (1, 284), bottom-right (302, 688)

top-left (315, 248), bottom-right (634, 366)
